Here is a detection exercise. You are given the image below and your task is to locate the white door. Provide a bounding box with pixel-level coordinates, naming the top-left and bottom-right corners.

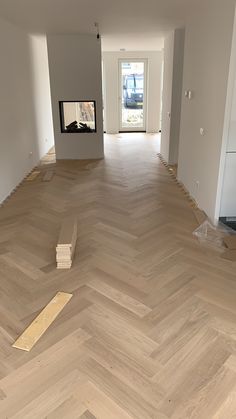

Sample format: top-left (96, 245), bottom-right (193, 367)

top-left (119, 60), bottom-right (147, 132)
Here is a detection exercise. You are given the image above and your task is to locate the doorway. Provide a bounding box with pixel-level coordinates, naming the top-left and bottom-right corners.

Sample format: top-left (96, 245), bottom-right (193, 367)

top-left (119, 60), bottom-right (147, 132)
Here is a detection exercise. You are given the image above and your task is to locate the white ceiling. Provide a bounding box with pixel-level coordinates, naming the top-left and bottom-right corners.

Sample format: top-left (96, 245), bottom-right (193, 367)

top-left (0, 0), bottom-right (194, 51)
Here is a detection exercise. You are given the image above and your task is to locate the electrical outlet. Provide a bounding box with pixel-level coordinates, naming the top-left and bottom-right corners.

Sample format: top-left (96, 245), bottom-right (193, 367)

top-left (45, 138), bottom-right (48, 143)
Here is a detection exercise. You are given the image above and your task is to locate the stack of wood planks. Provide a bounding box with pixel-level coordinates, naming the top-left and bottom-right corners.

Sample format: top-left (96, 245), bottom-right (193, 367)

top-left (56, 217), bottom-right (77, 269)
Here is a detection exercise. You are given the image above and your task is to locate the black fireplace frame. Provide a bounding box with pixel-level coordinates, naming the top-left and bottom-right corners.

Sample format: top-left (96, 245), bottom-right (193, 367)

top-left (59, 100), bottom-right (97, 134)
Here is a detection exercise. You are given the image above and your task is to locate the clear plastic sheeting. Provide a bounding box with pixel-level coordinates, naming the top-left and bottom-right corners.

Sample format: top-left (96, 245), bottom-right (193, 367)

top-left (193, 220), bottom-right (236, 249)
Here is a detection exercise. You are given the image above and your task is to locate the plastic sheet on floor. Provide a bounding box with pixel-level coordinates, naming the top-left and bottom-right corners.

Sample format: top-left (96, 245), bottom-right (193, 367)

top-left (193, 220), bottom-right (235, 249)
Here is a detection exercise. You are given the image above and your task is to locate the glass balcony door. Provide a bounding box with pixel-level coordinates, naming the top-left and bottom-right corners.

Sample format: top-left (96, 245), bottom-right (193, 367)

top-left (119, 60), bottom-right (147, 132)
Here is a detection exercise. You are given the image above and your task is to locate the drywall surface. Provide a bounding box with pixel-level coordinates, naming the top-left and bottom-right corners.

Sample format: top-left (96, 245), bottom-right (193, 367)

top-left (220, 154), bottom-right (236, 216)
top-left (160, 32), bottom-right (174, 162)
top-left (0, 19), bottom-right (54, 204)
top-left (178, 0), bottom-right (236, 223)
top-left (29, 35), bottom-right (54, 158)
top-left (169, 29), bottom-right (185, 165)
top-left (47, 34), bottom-right (104, 159)
top-left (228, 72), bottom-right (236, 151)
top-left (160, 29), bottom-right (185, 165)
top-left (102, 51), bottom-right (163, 134)
top-left (217, 8), bottom-right (236, 219)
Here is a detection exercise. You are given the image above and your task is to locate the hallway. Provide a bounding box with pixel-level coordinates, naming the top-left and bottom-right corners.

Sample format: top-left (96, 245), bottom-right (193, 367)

top-left (0, 134), bottom-right (236, 418)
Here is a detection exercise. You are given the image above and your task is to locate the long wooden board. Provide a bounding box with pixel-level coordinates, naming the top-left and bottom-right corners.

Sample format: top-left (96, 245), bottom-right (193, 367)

top-left (12, 292), bottom-right (73, 351)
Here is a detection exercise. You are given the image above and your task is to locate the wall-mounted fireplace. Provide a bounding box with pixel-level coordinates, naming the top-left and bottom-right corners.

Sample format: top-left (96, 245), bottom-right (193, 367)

top-left (59, 101), bottom-right (96, 133)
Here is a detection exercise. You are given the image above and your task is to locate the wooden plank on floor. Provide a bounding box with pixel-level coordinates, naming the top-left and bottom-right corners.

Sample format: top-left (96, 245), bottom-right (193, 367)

top-left (12, 292), bottom-right (73, 351)
top-left (56, 217), bottom-right (77, 269)
top-left (26, 171), bottom-right (40, 181)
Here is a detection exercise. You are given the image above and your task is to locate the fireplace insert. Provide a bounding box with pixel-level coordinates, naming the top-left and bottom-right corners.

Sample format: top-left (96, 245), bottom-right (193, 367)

top-left (59, 101), bottom-right (96, 133)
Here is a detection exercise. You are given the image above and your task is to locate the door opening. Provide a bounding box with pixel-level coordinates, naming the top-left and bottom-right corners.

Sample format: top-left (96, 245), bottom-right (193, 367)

top-left (119, 60), bottom-right (147, 132)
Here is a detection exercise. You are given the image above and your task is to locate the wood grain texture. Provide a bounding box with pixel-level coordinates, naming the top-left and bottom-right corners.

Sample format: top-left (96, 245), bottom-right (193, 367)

top-left (26, 170), bottom-right (40, 181)
top-left (56, 217), bottom-right (77, 268)
top-left (43, 170), bottom-right (54, 182)
top-left (223, 235), bottom-right (236, 250)
top-left (1, 133), bottom-right (236, 418)
top-left (13, 292), bottom-right (73, 351)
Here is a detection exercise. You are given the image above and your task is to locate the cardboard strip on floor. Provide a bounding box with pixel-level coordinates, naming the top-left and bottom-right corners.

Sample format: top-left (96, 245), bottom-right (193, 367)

top-left (12, 292), bottom-right (73, 351)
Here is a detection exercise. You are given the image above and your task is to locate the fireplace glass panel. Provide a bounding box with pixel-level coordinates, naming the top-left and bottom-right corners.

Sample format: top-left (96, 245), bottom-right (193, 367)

top-left (59, 101), bottom-right (96, 133)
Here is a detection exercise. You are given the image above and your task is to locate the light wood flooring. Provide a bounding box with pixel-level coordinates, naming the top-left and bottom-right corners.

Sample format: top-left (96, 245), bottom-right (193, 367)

top-left (0, 133), bottom-right (236, 418)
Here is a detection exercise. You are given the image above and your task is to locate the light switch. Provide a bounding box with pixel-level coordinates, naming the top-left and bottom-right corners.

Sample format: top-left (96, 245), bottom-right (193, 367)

top-left (188, 91), bottom-right (193, 99)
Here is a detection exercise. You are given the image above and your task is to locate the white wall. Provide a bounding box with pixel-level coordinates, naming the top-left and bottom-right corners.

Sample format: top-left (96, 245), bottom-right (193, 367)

top-left (220, 155), bottom-right (236, 216)
top-left (0, 18), bottom-right (54, 204)
top-left (29, 35), bottom-right (54, 158)
top-left (228, 71), bottom-right (236, 151)
top-left (47, 34), bottom-right (104, 159)
top-left (102, 51), bottom-right (163, 134)
top-left (160, 29), bottom-right (185, 165)
top-left (177, 0), bottom-right (236, 223)
top-left (169, 29), bottom-right (185, 165)
top-left (160, 32), bottom-right (174, 162)
top-left (217, 8), bottom-right (236, 218)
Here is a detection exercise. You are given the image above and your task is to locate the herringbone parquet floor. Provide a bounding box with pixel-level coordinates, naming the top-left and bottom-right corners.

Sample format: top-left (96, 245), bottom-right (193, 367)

top-left (0, 133), bottom-right (236, 418)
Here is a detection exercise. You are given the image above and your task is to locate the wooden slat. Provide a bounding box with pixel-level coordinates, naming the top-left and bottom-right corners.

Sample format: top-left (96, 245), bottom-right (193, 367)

top-left (12, 292), bottom-right (73, 351)
top-left (56, 217), bottom-right (77, 269)
top-left (26, 171), bottom-right (40, 181)
top-left (88, 278), bottom-right (152, 317)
